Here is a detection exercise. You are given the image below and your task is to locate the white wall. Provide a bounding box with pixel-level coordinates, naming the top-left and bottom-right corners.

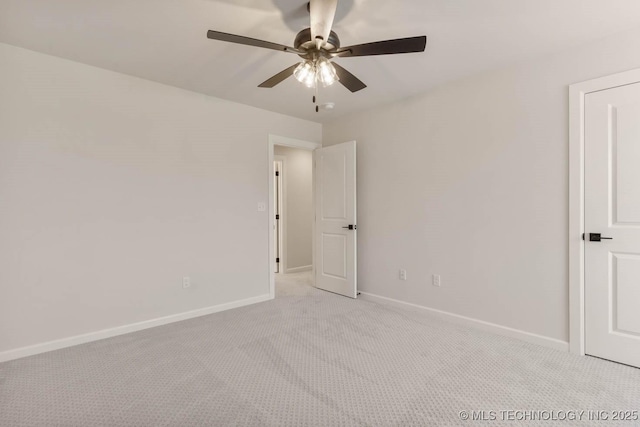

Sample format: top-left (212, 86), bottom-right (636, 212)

top-left (0, 43), bottom-right (321, 355)
top-left (274, 145), bottom-right (313, 271)
top-left (323, 27), bottom-right (640, 344)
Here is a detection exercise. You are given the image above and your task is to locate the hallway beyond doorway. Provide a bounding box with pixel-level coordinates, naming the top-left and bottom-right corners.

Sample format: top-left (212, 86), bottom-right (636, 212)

top-left (275, 271), bottom-right (315, 297)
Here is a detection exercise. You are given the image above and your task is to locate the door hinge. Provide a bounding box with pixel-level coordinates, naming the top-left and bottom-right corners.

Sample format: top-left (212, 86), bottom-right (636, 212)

top-left (276, 214), bottom-right (280, 220)
top-left (276, 257), bottom-right (280, 263)
top-left (275, 171), bottom-right (279, 176)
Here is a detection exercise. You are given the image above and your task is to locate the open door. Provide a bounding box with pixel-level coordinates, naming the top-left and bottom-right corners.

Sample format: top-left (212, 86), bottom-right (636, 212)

top-left (584, 82), bottom-right (640, 368)
top-left (314, 141), bottom-right (357, 298)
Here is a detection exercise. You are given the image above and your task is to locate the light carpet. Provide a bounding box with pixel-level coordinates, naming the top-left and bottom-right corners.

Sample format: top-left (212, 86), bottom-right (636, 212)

top-left (1, 272), bottom-right (639, 426)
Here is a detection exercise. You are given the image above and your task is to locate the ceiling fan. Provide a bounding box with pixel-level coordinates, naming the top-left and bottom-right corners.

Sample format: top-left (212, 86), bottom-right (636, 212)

top-left (206, 0), bottom-right (426, 99)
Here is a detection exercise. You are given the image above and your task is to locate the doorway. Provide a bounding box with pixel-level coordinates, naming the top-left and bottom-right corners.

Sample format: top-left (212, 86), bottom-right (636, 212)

top-left (268, 136), bottom-right (321, 298)
top-left (273, 146), bottom-right (313, 276)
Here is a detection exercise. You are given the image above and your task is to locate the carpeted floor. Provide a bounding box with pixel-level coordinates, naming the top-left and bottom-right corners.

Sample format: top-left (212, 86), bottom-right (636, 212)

top-left (1, 272), bottom-right (639, 426)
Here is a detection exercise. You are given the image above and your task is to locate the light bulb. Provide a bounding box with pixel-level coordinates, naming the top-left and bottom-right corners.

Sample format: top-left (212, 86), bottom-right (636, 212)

top-left (316, 57), bottom-right (339, 87)
top-left (294, 61), bottom-right (316, 88)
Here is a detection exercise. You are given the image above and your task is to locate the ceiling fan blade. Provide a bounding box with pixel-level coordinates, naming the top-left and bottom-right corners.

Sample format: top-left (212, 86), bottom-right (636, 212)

top-left (309, 0), bottom-right (338, 48)
top-left (332, 62), bottom-right (366, 93)
top-left (258, 64), bottom-right (299, 88)
top-left (333, 36), bottom-right (427, 58)
top-left (207, 30), bottom-right (299, 53)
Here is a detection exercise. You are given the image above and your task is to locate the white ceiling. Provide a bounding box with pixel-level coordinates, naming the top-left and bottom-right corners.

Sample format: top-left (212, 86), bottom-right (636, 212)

top-left (2, 0), bottom-right (640, 123)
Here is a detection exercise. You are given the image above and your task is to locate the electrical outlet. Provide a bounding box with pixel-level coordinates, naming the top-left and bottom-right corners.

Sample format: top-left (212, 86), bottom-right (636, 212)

top-left (399, 269), bottom-right (407, 281)
top-left (432, 274), bottom-right (441, 287)
top-left (182, 276), bottom-right (191, 289)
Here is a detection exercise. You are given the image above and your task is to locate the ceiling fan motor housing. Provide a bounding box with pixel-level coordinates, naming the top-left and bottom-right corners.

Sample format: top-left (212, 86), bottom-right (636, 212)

top-left (294, 28), bottom-right (341, 56)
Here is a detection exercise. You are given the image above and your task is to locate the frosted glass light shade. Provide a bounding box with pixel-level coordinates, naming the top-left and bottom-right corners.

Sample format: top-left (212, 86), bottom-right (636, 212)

top-left (294, 61), bottom-right (316, 88)
top-left (316, 57), bottom-right (339, 87)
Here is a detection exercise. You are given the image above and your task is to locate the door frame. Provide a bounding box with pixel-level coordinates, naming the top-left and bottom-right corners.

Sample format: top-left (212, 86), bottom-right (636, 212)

top-left (274, 157), bottom-right (285, 274)
top-left (268, 135), bottom-right (321, 299)
top-left (569, 68), bottom-right (640, 356)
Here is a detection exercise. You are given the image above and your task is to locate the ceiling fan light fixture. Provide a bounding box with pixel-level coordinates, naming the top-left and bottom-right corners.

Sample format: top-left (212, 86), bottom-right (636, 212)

top-left (316, 57), bottom-right (339, 87)
top-left (207, 2), bottom-right (427, 95)
top-left (294, 61), bottom-right (316, 88)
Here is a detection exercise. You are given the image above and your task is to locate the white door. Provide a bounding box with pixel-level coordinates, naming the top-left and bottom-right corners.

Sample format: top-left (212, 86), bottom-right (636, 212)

top-left (314, 141), bottom-right (357, 298)
top-left (585, 82), bottom-right (640, 368)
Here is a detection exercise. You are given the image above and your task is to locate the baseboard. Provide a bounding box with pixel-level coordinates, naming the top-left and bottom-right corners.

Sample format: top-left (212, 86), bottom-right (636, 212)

top-left (0, 294), bottom-right (272, 363)
top-left (285, 265), bottom-right (312, 274)
top-left (358, 292), bottom-right (569, 352)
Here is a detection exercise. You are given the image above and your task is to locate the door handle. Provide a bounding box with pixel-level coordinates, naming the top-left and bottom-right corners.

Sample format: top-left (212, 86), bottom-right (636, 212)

top-left (589, 233), bottom-right (613, 242)
top-left (342, 225), bottom-right (357, 230)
